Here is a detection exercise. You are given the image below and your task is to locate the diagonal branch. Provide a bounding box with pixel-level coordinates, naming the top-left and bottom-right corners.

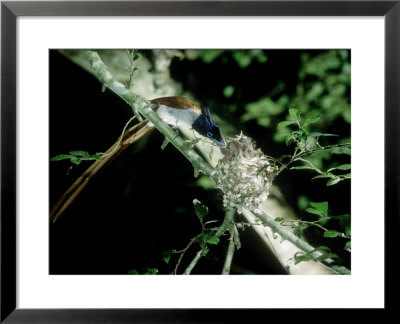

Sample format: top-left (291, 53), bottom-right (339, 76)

top-left (85, 50), bottom-right (215, 178)
top-left (243, 208), bottom-right (351, 275)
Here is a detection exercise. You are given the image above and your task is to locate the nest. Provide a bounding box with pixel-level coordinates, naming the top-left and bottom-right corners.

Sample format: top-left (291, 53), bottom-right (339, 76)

top-left (214, 133), bottom-right (275, 213)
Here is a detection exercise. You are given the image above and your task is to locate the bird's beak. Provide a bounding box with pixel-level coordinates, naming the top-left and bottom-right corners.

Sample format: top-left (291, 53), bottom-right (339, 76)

top-left (217, 139), bottom-right (226, 148)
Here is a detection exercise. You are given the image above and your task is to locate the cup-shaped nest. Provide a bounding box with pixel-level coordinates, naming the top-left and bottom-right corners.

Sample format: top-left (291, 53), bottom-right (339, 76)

top-left (214, 133), bottom-right (275, 213)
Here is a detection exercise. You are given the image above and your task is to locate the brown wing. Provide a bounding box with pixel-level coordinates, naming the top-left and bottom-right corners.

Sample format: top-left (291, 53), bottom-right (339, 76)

top-left (150, 96), bottom-right (202, 114)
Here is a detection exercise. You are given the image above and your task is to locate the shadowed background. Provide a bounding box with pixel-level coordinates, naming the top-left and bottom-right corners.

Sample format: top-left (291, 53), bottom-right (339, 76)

top-left (50, 49), bottom-right (350, 274)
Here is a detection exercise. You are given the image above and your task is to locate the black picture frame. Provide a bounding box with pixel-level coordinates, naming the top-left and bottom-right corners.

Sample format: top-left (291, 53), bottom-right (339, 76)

top-left (1, 0), bottom-right (398, 322)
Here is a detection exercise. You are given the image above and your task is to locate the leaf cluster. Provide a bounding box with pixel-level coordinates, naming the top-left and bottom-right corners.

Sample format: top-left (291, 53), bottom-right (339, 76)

top-left (291, 246), bottom-right (339, 265)
top-left (50, 150), bottom-right (102, 165)
top-left (275, 200), bottom-right (351, 254)
top-left (128, 268), bottom-right (158, 275)
top-left (161, 200), bottom-right (220, 271)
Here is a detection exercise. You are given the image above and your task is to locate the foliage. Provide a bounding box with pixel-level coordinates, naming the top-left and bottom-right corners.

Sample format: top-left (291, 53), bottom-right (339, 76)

top-left (276, 107), bottom-right (351, 187)
top-left (161, 199), bottom-right (222, 274)
top-left (238, 50), bottom-right (350, 142)
top-left (186, 49), bottom-right (268, 68)
top-left (128, 268), bottom-right (158, 275)
top-left (50, 49), bottom-right (351, 275)
top-left (275, 200), bottom-right (351, 255)
top-left (50, 150), bottom-right (102, 165)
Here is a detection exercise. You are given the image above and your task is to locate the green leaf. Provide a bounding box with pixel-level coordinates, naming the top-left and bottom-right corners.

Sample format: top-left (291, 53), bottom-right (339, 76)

top-left (161, 250), bottom-right (173, 264)
top-left (128, 269), bottom-right (139, 274)
top-left (312, 174), bottom-right (335, 180)
top-left (305, 136), bottom-right (318, 151)
top-left (299, 223), bottom-right (309, 231)
top-left (342, 173), bottom-right (351, 179)
top-left (274, 217), bottom-right (283, 222)
top-left (330, 214), bottom-right (350, 220)
top-left (344, 241), bottom-right (351, 250)
top-left (303, 115), bottom-right (321, 128)
top-left (309, 201), bottom-right (328, 217)
top-left (200, 247), bottom-right (209, 257)
top-left (328, 146), bottom-right (351, 155)
top-left (345, 223), bottom-right (351, 237)
top-left (143, 268), bottom-right (158, 275)
top-left (193, 199), bottom-right (209, 222)
top-left (308, 132), bottom-right (338, 137)
top-left (291, 130), bottom-right (305, 139)
top-left (69, 150), bottom-right (89, 157)
top-left (195, 176), bottom-right (216, 190)
top-left (289, 108), bottom-right (301, 120)
top-left (335, 164), bottom-right (351, 170)
top-left (285, 135), bottom-right (293, 146)
top-left (324, 230), bottom-right (340, 238)
top-left (293, 252), bottom-right (313, 265)
top-left (328, 164), bottom-right (351, 172)
top-left (88, 154), bottom-right (102, 161)
top-left (277, 120), bottom-right (296, 128)
top-left (205, 236), bottom-right (220, 245)
top-left (327, 178), bottom-right (342, 186)
top-left (305, 207), bottom-right (325, 218)
top-left (316, 253), bottom-right (338, 261)
top-left (133, 52), bottom-right (142, 61)
top-left (313, 246), bottom-right (331, 253)
top-left (51, 151), bottom-right (102, 163)
top-left (223, 85), bottom-right (235, 98)
top-left (70, 157), bottom-right (82, 165)
top-left (290, 165), bottom-right (315, 170)
top-left (50, 154), bottom-right (72, 161)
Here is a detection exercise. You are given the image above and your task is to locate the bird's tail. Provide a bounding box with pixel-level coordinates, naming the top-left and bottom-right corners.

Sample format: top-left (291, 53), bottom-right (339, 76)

top-left (50, 120), bottom-right (155, 223)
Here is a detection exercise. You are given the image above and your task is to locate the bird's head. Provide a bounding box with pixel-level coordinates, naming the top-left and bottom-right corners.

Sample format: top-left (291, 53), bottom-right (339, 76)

top-left (192, 105), bottom-right (225, 147)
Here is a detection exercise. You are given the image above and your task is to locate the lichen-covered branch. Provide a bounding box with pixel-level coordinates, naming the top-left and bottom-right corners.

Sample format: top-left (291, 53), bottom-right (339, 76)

top-left (85, 50), bottom-right (215, 178)
top-left (222, 225), bottom-right (237, 275)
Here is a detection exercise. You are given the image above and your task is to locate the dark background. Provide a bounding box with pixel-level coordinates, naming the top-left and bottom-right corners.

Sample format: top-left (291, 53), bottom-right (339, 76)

top-left (50, 49), bottom-right (350, 274)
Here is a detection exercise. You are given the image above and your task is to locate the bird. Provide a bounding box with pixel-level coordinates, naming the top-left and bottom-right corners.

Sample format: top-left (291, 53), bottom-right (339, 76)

top-left (50, 96), bottom-right (224, 222)
top-left (149, 96), bottom-right (225, 147)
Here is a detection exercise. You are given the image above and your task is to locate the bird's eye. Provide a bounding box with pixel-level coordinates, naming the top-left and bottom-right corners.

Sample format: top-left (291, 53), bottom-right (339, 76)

top-left (206, 132), bottom-right (213, 138)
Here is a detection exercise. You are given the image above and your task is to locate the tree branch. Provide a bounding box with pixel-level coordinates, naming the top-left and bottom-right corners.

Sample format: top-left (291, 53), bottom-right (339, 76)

top-left (182, 207), bottom-right (236, 275)
top-left (183, 250), bottom-right (203, 275)
top-left (222, 225), bottom-right (237, 275)
top-left (243, 208), bottom-right (351, 275)
top-left (85, 50), bottom-right (215, 178)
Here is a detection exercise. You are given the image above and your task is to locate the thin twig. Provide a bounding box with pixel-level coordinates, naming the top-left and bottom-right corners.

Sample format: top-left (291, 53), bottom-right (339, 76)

top-left (172, 237), bottom-right (197, 275)
top-left (222, 225), bottom-right (236, 275)
top-left (182, 207), bottom-right (236, 275)
top-left (294, 157), bottom-right (324, 174)
top-left (281, 219), bottom-right (351, 239)
top-left (276, 143), bottom-right (351, 176)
